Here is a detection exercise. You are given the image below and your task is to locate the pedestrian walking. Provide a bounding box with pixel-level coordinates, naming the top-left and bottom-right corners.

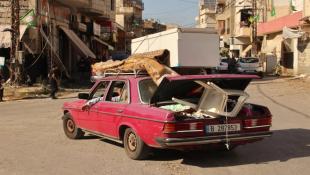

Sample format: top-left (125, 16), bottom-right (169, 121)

top-left (48, 67), bottom-right (59, 99)
top-left (0, 70), bottom-right (4, 102)
top-left (228, 56), bottom-right (237, 73)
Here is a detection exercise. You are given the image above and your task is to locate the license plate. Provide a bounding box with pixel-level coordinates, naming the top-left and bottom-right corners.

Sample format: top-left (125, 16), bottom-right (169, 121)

top-left (205, 124), bottom-right (241, 133)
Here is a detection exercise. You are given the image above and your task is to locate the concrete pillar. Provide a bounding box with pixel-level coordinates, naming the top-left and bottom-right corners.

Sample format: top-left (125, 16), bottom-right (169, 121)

top-left (292, 38), bottom-right (299, 75)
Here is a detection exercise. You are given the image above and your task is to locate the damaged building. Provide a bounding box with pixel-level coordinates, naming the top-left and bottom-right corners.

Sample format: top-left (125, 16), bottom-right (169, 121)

top-left (0, 0), bottom-right (118, 83)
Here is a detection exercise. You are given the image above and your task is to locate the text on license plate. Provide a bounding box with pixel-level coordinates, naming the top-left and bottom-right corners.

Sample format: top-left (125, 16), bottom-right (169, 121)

top-left (205, 124), bottom-right (241, 133)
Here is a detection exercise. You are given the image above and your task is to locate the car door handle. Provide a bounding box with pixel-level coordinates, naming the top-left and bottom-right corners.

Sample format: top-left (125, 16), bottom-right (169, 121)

top-left (117, 109), bottom-right (123, 113)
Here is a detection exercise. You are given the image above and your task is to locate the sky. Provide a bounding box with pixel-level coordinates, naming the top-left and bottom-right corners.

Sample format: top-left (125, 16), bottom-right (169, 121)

top-left (143, 0), bottom-right (199, 27)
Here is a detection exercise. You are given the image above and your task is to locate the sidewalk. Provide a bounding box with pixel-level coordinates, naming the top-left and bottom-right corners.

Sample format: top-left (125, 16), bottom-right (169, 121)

top-left (2, 84), bottom-right (83, 101)
top-left (252, 74), bottom-right (310, 85)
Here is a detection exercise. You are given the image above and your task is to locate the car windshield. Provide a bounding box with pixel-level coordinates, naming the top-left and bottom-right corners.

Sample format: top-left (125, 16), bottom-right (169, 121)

top-left (139, 79), bottom-right (158, 103)
top-left (239, 58), bottom-right (259, 63)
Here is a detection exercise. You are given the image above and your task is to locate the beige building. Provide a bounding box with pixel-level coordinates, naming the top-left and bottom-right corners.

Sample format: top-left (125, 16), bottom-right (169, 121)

top-left (258, 0), bottom-right (310, 75)
top-left (196, 0), bottom-right (220, 28)
top-left (215, 0), bottom-right (264, 57)
top-left (116, 0), bottom-right (143, 52)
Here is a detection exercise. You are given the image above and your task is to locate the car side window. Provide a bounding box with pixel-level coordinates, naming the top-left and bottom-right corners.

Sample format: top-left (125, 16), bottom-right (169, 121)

top-left (106, 81), bottom-right (129, 103)
top-left (91, 81), bottom-right (109, 99)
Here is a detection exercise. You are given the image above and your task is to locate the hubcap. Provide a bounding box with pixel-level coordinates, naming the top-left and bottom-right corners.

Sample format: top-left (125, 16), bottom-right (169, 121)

top-left (127, 132), bottom-right (137, 151)
top-left (66, 119), bottom-right (75, 133)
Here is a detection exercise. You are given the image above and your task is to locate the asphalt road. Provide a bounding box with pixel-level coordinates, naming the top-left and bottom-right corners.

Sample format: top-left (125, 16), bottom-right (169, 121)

top-left (1, 79), bottom-right (310, 175)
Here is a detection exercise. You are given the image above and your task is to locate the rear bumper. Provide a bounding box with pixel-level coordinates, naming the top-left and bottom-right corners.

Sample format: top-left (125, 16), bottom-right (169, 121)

top-left (156, 131), bottom-right (272, 147)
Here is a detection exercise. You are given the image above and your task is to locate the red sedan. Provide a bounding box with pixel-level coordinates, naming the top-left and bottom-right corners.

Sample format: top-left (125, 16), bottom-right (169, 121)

top-left (62, 74), bottom-right (272, 160)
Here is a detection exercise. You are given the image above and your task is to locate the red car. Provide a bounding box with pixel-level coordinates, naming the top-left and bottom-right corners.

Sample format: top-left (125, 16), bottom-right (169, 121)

top-left (62, 74), bottom-right (272, 160)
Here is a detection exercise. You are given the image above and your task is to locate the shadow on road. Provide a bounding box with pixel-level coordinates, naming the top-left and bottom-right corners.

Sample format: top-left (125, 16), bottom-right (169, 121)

top-left (148, 129), bottom-right (310, 167)
top-left (256, 84), bottom-right (310, 119)
top-left (182, 129), bottom-right (310, 167)
top-left (78, 130), bottom-right (310, 166)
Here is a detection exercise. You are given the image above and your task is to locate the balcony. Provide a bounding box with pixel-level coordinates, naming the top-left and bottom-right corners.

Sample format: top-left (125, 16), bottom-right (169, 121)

top-left (235, 27), bottom-right (251, 37)
top-left (117, 7), bottom-right (134, 14)
top-left (79, 0), bottom-right (106, 16)
top-left (218, 0), bottom-right (226, 4)
top-left (55, 0), bottom-right (89, 8)
top-left (124, 0), bottom-right (144, 10)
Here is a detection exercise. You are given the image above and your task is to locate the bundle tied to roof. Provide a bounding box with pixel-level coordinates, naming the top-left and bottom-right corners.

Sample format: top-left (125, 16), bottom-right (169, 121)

top-left (92, 49), bottom-right (179, 85)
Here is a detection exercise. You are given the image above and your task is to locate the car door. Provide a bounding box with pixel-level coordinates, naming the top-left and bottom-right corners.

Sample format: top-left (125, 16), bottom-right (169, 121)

top-left (96, 80), bottom-right (129, 137)
top-left (78, 81), bottom-right (110, 132)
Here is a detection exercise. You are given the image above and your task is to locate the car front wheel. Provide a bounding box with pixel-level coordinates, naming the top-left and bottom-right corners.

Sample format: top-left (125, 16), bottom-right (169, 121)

top-left (63, 113), bottom-right (84, 139)
top-left (123, 128), bottom-right (150, 160)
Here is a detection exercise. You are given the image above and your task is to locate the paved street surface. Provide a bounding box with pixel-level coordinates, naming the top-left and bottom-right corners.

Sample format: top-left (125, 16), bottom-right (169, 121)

top-left (1, 78), bottom-right (310, 175)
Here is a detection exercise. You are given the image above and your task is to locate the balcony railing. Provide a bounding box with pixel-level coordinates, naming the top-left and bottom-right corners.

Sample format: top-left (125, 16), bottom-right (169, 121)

top-left (54, 0), bottom-right (89, 8)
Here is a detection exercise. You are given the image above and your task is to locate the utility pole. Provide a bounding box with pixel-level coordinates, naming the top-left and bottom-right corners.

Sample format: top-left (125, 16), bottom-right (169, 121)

top-left (10, 0), bottom-right (16, 82)
top-left (9, 0), bottom-right (21, 85)
top-left (251, 0), bottom-right (257, 56)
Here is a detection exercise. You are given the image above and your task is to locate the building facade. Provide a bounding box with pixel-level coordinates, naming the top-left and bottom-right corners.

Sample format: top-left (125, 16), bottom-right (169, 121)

top-left (115, 0), bottom-right (143, 53)
top-left (258, 0), bottom-right (310, 75)
top-left (142, 19), bottom-right (166, 36)
top-left (196, 0), bottom-right (221, 28)
top-left (0, 0), bottom-right (117, 82)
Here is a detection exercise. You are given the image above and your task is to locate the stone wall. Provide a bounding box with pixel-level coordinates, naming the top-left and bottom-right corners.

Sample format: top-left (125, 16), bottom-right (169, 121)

top-left (298, 26), bottom-right (310, 75)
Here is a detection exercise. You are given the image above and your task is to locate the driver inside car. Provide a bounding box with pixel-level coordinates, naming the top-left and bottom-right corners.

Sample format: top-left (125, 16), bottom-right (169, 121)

top-left (82, 82), bottom-right (125, 111)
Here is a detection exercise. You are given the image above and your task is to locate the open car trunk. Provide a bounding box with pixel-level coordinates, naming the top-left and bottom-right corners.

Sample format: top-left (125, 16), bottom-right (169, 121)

top-left (150, 74), bottom-right (259, 119)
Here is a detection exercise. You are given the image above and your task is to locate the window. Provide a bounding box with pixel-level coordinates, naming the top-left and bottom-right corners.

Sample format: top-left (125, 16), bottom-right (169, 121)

top-left (226, 18), bottom-right (230, 34)
top-left (139, 79), bottom-right (157, 104)
top-left (91, 81), bottom-right (110, 99)
top-left (106, 81), bottom-right (129, 103)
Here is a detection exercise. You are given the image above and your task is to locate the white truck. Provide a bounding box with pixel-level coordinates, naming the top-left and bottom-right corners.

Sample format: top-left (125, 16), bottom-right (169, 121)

top-left (131, 28), bottom-right (220, 73)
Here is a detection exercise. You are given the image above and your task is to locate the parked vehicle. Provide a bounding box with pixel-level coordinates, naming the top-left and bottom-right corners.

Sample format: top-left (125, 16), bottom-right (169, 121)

top-left (62, 73), bottom-right (272, 160)
top-left (217, 57), bottom-right (229, 72)
top-left (236, 57), bottom-right (263, 76)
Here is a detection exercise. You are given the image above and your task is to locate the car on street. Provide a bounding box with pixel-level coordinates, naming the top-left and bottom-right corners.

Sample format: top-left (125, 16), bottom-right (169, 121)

top-left (236, 57), bottom-right (263, 76)
top-left (217, 57), bottom-right (229, 72)
top-left (62, 73), bottom-right (272, 160)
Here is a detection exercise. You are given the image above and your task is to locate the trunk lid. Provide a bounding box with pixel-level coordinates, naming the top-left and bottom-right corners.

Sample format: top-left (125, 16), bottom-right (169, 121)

top-left (151, 74), bottom-right (259, 118)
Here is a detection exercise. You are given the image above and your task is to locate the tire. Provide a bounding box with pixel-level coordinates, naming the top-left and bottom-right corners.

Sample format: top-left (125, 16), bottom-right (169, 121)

top-left (63, 113), bottom-right (84, 139)
top-left (123, 128), bottom-right (151, 160)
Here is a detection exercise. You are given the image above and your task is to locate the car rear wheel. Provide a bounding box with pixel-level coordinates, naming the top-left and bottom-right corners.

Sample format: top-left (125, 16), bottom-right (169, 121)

top-left (123, 128), bottom-right (150, 160)
top-left (63, 113), bottom-right (84, 139)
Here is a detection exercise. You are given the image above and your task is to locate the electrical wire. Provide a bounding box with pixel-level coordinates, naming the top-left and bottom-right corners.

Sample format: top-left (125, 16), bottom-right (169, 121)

top-left (24, 42), bottom-right (48, 70)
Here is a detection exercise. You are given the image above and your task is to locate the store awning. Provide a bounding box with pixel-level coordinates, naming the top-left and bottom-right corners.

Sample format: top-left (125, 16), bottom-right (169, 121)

top-left (92, 36), bottom-right (114, 50)
top-left (0, 25), bottom-right (27, 48)
top-left (59, 26), bottom-right (96, 59)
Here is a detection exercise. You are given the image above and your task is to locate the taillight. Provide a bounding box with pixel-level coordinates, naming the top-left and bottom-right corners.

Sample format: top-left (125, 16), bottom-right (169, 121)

top-left (243, 118), bottom-right (272, 129)
top-left (163, 122), bottom-right (204, 134)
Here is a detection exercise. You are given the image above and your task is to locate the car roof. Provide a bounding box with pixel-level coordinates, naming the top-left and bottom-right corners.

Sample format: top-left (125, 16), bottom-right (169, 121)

top-left (96, 75), bottom-right (150, 82)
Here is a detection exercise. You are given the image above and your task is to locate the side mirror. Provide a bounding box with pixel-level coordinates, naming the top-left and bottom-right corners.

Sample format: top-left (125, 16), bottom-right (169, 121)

top-left (78, 93), bottom-right (89, 100)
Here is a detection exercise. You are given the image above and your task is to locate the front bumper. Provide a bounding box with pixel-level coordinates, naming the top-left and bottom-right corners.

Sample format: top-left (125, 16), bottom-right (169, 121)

top-left (156, 131), bottom-right (272, 147)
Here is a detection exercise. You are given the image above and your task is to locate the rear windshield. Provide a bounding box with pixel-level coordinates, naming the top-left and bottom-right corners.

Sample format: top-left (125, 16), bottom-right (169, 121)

top-left (139, 79), bottom-right (158, 103)
top-left (221, 58), bottom-right (228, 63)
top-left (239, 58), bottom-right (259, 63)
